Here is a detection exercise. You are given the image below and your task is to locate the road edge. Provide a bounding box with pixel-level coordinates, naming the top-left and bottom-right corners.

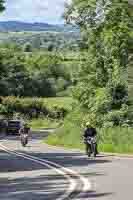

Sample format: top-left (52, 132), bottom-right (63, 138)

top-left (43, 142), bottom-right (133, 159)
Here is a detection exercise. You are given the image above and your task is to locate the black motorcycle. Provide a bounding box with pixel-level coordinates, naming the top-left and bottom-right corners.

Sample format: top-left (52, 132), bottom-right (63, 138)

top-left (85, 136), bottom-right (97, 157)
top-left (21, 134), bottom-right (28, 147)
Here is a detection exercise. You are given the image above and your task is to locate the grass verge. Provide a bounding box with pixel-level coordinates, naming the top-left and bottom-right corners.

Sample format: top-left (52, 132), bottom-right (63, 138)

top-left (29, 118), bottom-right (62, 130)
top-left (45, 111), bottom-right (133, 154)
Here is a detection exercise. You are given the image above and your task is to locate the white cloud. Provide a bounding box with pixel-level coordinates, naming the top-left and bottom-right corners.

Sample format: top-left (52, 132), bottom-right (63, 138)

top-left (0, 0), bottom-right (69, 24)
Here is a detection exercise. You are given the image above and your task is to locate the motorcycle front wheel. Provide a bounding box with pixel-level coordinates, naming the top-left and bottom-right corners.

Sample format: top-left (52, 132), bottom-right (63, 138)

top-left (93, 144), bottom-right (97, 157)
top-left (21, 137), bottom-right (27, 147)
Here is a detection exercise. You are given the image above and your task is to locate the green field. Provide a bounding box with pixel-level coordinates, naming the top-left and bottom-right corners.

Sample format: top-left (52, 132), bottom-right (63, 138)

top-left (29, 118), bottom-right (61, 130)
top-left (0, 31), bottom-right (80, 51)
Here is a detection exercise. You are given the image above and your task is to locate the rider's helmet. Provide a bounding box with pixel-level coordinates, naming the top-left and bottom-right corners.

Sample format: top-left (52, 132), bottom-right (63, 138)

top-left (86, 122), bottom-right (90, 127)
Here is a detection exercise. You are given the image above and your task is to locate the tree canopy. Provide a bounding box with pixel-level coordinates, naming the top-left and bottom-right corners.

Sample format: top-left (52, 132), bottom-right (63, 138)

top-left (0, 0), bottom-right (4, 12)
top-left (0, 49), bottom-right (73, 97)
top-left (65, 0), bottom-right (133, 126)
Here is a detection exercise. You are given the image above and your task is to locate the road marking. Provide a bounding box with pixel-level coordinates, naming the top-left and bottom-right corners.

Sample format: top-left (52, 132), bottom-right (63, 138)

top-left (2, 140), bottom-right (91, 191)
top-left (20, 152), bottom-right (91, 192)
top-left (0, 139), bottom-right (92, 193)
top-left (0, 143), bottom-right (76, 200)
top-left (0, 140), bottom-right (91, 200)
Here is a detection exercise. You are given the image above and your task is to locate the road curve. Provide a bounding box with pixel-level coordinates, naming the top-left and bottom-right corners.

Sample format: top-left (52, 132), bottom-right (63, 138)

top-left (0, 144), bottom-right (77, 200)
top-left (0, 133), bottom-right (133, 200)
top-left (0, 135), bottom-right (91, 200)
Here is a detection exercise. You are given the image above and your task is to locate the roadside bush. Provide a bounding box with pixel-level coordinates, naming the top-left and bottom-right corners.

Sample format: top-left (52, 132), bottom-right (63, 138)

top-left (92, 88), bottom-right (112, 114)
top-left (98, 127), bottom-right (133, 153)
top-left (46, 108), bottom-right (84, 149)
top-left (102, 104), bottom-right (133, 127)
top-left (0, 104), bottom-right (7, 114)
top-left (1, 96), bottom-right (72, 119)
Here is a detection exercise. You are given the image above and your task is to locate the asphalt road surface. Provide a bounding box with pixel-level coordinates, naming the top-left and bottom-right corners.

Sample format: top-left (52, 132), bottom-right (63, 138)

top-left (0, 131), bottom-right (133, 200)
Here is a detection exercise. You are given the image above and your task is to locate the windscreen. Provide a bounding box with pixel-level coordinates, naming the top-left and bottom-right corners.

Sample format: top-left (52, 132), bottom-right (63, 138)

top-left (8, 121), bottom-right (21, 127)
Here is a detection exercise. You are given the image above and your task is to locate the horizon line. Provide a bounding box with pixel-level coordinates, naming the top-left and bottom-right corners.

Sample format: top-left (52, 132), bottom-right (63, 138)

top-left (0, 20), bottom-right (66, 25)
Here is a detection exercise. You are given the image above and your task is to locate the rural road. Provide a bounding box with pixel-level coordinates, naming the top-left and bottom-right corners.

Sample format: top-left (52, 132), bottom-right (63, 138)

top-left (0, 131), bottom-right (133, 200)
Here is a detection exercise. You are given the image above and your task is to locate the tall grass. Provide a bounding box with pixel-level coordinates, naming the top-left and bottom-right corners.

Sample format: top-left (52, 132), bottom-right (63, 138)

top-left (29, 118), bottom-right (61, 130)
top-left (99, 127), bottom-right (133, 153)
top-left (46, 110), bottom-right (133, 154)
top-left (45, 109), bottom-right (85, 150)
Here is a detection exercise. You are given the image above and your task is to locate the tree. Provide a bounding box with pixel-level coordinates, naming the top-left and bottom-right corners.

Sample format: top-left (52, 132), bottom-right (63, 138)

top-left (0, 0), bottom-right (5, 12)
top-left (48, 43), bottom-right (54, 51)
top-left (0, 42), bottom-right (22, 51)
top-left (65, 0), bottom-right (133, 126)
top-left (23, 43), bottom-right (32, 52)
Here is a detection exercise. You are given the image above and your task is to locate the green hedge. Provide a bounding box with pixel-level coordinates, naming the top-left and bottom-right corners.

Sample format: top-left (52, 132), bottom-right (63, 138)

top-left (0, 96), bottom-right (74, 119)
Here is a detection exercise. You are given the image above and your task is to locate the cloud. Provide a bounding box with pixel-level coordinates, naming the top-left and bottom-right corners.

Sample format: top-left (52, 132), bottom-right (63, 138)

top-left (0, 0), bottom-right (69, 24)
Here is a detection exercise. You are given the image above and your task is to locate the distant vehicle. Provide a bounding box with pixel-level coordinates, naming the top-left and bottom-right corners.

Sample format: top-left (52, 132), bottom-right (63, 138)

top-left (6, 120), bottom-right (25, 135)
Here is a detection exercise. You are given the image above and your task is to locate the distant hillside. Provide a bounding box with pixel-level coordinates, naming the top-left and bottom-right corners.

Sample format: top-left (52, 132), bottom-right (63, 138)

top-left (0, 21), bottom-right (78, 32)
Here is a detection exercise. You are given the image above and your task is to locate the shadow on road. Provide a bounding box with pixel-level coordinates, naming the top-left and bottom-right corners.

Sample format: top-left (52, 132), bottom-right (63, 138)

top-left (0, 149), bottom-right (49, 173)
top-left (19, 151), bottom-right (112, 168)
top-left (0, 174), bottom-right (68, 200)
top-left (0, 149), bottom-right (111, 173)
top-left (0, 174), bottom-right (113, 200)
top-left (1, 135), bottom-right (112, 169)
top-left (79, 191), bottom-right (113, 199)
top-left (0, 134), bottom-right (113, 199)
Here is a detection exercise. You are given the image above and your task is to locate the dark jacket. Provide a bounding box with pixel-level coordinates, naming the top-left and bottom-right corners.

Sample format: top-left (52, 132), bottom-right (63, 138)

top-left (84, 127), bottom-right (97, 138)
top-left (20, 127), bottom-right (30, 135)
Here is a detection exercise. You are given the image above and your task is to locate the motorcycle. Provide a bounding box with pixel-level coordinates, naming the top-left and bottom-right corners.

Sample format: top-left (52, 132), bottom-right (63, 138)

top-left (85, 136), bottom-right (97, 157)
top-left (20, 133), bottom-right (28, 147)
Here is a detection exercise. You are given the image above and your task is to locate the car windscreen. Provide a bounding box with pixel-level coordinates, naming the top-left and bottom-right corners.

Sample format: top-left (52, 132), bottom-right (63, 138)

top-left (8, 121), bottom-right (21, 127)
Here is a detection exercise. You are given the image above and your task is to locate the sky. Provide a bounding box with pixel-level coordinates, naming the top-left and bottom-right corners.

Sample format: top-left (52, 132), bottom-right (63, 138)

top-left (0, 0), bottom-right (70, 24)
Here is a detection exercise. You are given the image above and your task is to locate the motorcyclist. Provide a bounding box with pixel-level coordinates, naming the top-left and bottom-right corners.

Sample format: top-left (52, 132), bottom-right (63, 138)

top-left (83, 122), bottom-right (98, 156)
top-left (19, 123), bottom-right (30, 146)
top-left (19, 123), bottom-right (30, 137)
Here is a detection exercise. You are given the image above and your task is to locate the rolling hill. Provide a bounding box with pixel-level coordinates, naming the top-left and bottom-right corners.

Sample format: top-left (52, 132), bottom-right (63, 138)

top-left (0, 21), bottom-right (78, 32)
